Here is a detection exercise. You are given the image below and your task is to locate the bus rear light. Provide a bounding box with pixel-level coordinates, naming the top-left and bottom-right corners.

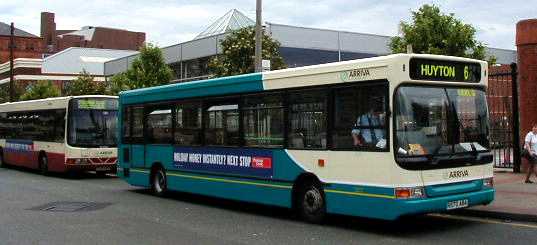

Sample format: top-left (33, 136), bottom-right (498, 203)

top-left (483, 177), bottom-right (493, 187)
top-left (395, 187), bottom-right (426, 199)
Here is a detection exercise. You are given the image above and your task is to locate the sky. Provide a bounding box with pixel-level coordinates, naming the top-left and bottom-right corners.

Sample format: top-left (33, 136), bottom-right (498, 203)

top-left (0, 0), bottom-right (535, 50)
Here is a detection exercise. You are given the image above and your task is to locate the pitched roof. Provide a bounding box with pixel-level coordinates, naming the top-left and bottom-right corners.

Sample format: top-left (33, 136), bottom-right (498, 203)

top-left (0, 22), bottom-right (38, 37)
top-left (194, 9), bottom-right (254, 40)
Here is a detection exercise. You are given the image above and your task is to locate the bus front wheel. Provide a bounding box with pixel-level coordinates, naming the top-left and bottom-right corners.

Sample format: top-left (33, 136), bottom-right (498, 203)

top-left (151, 166), bottom-right (167, 196)
top-left (296, 181), bottom-right (326, 223)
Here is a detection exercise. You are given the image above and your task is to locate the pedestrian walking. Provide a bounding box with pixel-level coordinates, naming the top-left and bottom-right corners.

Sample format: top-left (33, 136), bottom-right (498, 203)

top-left (523, 124), bottom-right (537, 183)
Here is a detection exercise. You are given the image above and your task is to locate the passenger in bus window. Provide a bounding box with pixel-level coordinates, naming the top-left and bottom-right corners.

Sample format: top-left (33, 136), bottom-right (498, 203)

top-left (351, 97), bottom-right (386, 149)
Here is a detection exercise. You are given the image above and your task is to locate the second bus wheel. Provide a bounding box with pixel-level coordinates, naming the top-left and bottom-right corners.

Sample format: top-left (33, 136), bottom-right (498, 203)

top-left (296, 181), bottom-right (326, 223)
top-left (39, 154), bottom-right (49, 175)
top-left (151, 167), bottom-right (168, 196)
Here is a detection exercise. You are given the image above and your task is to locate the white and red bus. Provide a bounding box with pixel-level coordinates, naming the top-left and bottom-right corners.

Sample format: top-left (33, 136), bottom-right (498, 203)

top-left (0, 95), bottom-right (118, 175)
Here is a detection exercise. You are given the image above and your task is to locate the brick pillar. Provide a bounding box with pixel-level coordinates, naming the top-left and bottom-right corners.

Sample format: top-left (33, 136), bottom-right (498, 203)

top-left (516, 19), bottom-right (537, 172)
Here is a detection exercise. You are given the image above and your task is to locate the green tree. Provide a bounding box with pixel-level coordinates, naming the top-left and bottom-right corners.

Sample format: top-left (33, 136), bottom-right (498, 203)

top-left (208, 26), bottom-right (286, 77)
top-left (0, 83), bottom-right (24, 103)
top-left (108, 43), bottom-right (174, 95)
top-left (20, 80), bottom-right (61, 101)
top-left (390, 4), bottom-right (494, 63)
top-left (64, 70), bottom-right (106, 96)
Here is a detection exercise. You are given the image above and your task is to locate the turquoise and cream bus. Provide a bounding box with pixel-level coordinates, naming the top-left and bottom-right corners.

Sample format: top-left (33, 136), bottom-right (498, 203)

top-left (117, 54), bottom-right (494, 222)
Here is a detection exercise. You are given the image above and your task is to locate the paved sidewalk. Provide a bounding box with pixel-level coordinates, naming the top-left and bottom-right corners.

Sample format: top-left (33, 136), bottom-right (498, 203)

top-left (455, 169), bottom-right (537, 222)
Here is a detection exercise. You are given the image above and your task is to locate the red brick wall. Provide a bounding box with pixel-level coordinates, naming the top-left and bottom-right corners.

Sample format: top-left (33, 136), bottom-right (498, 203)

top-left (86, 27), bottom-right (145, 50)
top-left (40, 12), bottom-right (56, 49)
top-left (40, 12), bottom-right (145, 53)
top-left (0, 36), bottom-right (44, 63)
top-left (516, 19), bottom-right (537, 143)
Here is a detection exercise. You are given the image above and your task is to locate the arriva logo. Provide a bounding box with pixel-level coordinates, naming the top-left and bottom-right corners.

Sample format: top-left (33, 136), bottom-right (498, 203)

top-left (340, 68), bottom-right (370, 82)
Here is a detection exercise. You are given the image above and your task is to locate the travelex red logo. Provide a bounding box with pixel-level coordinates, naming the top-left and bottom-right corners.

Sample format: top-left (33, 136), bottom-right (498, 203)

top-left (251, 157), bottom-right (272, 169)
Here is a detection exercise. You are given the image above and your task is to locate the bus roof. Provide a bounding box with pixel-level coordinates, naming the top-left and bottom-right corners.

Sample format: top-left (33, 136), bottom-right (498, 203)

top-left (120, 54), bottom-right (487, 105)
top-left (0, 95), bottom-right (118, 112)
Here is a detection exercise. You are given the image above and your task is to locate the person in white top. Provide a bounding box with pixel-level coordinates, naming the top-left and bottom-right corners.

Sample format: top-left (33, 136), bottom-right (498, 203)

top-left (523, 124), bottom-right (537, 183)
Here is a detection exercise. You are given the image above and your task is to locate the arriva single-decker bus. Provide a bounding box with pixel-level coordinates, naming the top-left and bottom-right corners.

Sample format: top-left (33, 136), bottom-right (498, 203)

top-left (117, 54), bottom-right (494, 222)
top-left (0, 96), bottom-right (118, 175)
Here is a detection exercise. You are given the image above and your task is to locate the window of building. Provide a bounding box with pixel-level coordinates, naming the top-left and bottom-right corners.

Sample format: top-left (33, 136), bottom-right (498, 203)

top-left (242, 93), bottom-right (284, 148)
top-left (175, 101), bottom-right (202, 146)
top-left (332, 83), bottom-right (388, 150)
top-left (204, 101), bottom-right (240, 146)
top-left (145, 106), bottom-right (173, 144)
top-left (288, 90), bottom-right (327, 149)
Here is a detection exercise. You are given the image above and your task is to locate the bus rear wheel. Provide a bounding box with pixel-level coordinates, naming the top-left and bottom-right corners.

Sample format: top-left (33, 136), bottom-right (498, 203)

top-left (151, 167), bottom-right (167, 196)
top-left (296, 181), bottom-right (326, 223)
top-left (39, 154), bottom-right (49, 175)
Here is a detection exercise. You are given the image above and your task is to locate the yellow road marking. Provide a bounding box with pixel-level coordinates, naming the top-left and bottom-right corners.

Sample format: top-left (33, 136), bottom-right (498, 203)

top-left (430, 213), bottom-right (537, 229)
top-left (325, 189), bottom-right (395, 199)
top-left (166, 172), bottom-right (292, 189)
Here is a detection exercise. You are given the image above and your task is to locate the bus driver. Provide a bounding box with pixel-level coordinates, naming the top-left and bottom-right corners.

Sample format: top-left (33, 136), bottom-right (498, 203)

top-left (351, 98), bottom-right (386, 149)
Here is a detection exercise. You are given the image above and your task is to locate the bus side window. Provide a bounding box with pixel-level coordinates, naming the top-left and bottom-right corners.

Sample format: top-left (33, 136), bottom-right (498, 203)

top-left (204, 102), bottom-right (240, 146)
top-left (175, 102), bottom-right (202, 146)
top-left (333, 83), bottom-right (388, 151)
top-left (131, 107), bottom-right (144, 143)
top-left (145, 106), bottom-right (173, 144)
top-left (54, 109), bottom-right (66, 143)
top-left (0, 113), bottom-right (7, 139)
top-left (122, 107), bottom-right (131, 143)
top-left (242, 93), bottom-right (284, 148)
top-left (287, 89), bottom-right (328, 149)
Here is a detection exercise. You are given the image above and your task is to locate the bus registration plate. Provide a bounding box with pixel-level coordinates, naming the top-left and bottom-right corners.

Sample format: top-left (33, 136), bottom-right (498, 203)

top-left (446, 199), bottom-right (468, 210)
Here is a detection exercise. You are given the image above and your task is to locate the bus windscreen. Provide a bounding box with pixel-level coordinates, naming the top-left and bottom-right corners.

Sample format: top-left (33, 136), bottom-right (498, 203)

top-left (68, 98), bottom-right (118, 148)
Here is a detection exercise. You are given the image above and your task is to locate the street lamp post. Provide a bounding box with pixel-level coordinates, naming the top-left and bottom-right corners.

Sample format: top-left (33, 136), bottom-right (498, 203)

top-left (9, 22), bottom-right (15, 102)
top-left (254, 0), bottom-right (262, 73)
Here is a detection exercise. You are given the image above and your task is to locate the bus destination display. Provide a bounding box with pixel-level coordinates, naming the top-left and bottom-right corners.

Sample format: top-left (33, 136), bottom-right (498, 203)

top-left (409, 58), bottom-right (481, 82)
top-left (77, 99), bottom-right (118, 110)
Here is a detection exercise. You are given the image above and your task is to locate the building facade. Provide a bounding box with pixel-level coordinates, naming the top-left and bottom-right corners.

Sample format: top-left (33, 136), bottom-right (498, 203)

top-left (0, 22), bottom-right (44, 64)
top-left (0, 47), bottom-right (136, 100)
top-left (40, 12), bottom-right (145, 54)
top-left (104, 9), bottom-right (517, 82)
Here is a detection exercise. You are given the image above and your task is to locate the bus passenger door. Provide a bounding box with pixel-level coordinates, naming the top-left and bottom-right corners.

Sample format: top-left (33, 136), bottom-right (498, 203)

top-left (130, 144), bottom-right (146, 168)
top-left (129, 106), bottom-right (146, 169)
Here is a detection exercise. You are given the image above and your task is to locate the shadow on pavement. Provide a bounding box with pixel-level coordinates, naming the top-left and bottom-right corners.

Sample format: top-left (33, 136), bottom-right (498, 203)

top-left (129, 188), bottom-right (477, 237)
top-left (0, 164), bottom-right (117, 180)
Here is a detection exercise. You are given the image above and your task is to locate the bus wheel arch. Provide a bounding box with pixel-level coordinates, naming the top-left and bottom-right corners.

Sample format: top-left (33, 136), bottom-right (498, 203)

top-left (38, 151), bottom-right (48, 174)
top-left (292, 173), bottom-right (327, 223)
top-left (150, 162), bottom-right (167, 196)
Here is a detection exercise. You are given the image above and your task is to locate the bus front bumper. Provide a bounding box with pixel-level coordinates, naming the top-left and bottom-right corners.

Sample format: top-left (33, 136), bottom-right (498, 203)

top-left (327, 188), bottom-right (494, 220)
top-left (393, 188), bottom-right (495, 219)
top-left (65, 163), bottom-right (117, 173)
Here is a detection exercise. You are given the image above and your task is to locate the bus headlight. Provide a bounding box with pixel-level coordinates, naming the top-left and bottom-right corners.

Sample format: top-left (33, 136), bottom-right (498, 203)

top-left (66, 158), bottom-right (89, 164)
top-left (395, 187), bottom-right (426, 199)
top-left (483, 177), bottom-right (493, 187)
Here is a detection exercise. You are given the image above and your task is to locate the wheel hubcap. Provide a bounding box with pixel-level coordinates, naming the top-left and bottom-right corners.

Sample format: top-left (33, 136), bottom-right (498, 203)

top-left (155, 171), bottom-right (165, 193)
top-left (303, 187), bottom-right (322, 214)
